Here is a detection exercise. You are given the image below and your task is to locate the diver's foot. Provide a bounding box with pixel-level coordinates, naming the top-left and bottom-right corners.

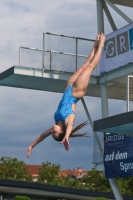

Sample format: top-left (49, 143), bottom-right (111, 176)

top-left (99, 32), bottom-right (105, 48)
top-left (93, 34), bottom-right (99, 50)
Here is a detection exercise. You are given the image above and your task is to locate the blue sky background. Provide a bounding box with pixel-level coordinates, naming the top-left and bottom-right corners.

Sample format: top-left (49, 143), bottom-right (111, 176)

top-left (0, 0), bottom-right (133, 170)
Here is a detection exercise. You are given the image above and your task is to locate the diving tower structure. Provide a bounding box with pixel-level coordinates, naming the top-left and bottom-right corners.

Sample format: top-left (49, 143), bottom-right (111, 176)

top-left (0, 0), bottom-right (133, 199)
top-left (96, 0), bottom-right (133, 200)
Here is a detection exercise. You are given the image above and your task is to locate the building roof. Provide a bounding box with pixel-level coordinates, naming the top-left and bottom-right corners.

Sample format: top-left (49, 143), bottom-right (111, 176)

top-left (60, 168), bottom-right (88, 178)
top-left (26, 164), bottom-right (88, 178)
top-left (26, 164), bottom-right (40, 177)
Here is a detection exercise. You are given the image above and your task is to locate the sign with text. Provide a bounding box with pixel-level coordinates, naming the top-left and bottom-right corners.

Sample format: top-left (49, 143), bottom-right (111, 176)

top-left (104, 133), bottom-right (133, 178)
top-left (100, 23), bottom-right (133, 73)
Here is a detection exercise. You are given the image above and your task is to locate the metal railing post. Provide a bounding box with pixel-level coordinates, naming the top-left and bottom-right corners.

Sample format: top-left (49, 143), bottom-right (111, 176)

top-left (19, 47), bottom-right (21, 66)
top-left (127, 75), bottom-right (129, 112)
top-left (42, 32), bottom-right (45, 69)
top-left (76, 38), bottom-right (78, 71)
top-left (126, 75), bottom-right (133, 112)
top-left (50, 52), bottom-right (52, 70)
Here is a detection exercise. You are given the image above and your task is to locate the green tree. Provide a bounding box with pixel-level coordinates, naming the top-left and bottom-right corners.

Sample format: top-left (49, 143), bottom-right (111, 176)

top-left (61, 176), bottom-right (83, 189)
top-left (38, 161), bottom-right (62, 185)
top-left (80, 169), bottom-right (111, 193)
top-left (117, 177), bottom-right (133, 196)
top-left (0, 156), bottom-right (32, 181)
top-left (14, 196), bottom-right (30, 200)
top-left (38, 161), bottom-right (84, 189)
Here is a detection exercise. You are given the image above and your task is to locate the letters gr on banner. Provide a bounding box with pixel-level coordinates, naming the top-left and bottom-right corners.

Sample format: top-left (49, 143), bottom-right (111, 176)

top-left (100, 23), bottom-right (133, 73)
top-left (104, 133), bottom-right (133, 178)
top-left (105, 28), bottom-right (133, 59)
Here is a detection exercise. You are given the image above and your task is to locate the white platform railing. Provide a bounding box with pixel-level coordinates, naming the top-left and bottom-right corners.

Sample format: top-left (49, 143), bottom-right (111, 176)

top-left (19, 33), bottom-right (100, 76)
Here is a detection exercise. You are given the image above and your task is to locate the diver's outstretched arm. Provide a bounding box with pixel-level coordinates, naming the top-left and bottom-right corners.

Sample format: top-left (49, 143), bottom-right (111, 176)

top-left (60, 119), bottom-right (74, 151)
top-left (27, 128), bottom-right (52, 157)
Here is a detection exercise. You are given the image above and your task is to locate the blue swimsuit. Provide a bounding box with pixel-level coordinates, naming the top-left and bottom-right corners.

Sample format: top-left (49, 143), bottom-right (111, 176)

top-left (54, 84), bottom-right (80, 124)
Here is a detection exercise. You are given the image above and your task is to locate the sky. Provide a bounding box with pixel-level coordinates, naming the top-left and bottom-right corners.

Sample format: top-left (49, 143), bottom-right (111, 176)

top-left (0, 0), bottom-right (133, 170)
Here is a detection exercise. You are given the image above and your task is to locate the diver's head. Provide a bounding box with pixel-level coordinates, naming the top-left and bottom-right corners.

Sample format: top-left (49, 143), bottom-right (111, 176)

top-left (51, 124), bottom-right (65, 142)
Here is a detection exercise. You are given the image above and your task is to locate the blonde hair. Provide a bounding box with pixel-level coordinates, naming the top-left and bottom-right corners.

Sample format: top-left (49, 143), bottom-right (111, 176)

top-left (52, 120), bottom-right (90, 142)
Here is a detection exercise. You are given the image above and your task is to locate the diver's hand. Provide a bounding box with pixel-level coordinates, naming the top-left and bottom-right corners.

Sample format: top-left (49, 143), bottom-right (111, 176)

top-left (60, 136), bottom-right (70, 151)
top-left (27, 146), bottom-right (32, 158)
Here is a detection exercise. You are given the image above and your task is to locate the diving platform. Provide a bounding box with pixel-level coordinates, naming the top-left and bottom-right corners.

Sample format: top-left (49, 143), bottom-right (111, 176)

top-left (0, 65), bottom-right (98, 95)
top-left (0, 62), bottom-right (133, 100)
top-left (93, 111), bottom-right (133, 135)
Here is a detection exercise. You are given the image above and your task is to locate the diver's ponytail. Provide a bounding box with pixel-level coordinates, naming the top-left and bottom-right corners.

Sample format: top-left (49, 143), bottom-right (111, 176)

top-left (70, 120), bottom-right (90, 138)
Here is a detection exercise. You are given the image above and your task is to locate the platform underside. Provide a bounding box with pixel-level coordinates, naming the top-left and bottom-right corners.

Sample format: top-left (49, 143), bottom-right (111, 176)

top-left (110, 0), bottom-right (133, 7)
top-left (93, 111), bottom-right (133, 135)
top-left (0, 64), bottom-right (133, 100)
top-left (0, 66), bottom-right (99, 96)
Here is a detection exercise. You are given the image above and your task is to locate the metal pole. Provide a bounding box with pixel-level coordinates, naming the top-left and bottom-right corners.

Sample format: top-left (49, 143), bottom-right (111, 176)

top-left (19, 47), bottom-right (21, 66)
top-left (103, 2), bottom-right (117, 31)
top-left (127, 75), bottom-right (129, 112)
top-left (96, 0), bottom-right (104, 33)
top-left (101, 84), bottom-right (108, 117)
top-left (42, 32), bottom-right (45, 69)
top-left (126, 75), bottom-right (133, 112)
top-left (96, 0), bottom-right (123, 198)
top-left (100, 83), bottom-right (123, 200)
top-left (81, 98), bottom-right (103, 156)
top-left (104, 0), bottom-right (133, 24)
top-left (76, 38), bottom-right (78, 71)
top-left (50, 52), bottom-right (52, 70)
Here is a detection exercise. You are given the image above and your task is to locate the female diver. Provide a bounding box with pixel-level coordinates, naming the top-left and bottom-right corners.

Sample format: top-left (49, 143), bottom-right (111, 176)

top-left (27, 32), bottom-right (105, 157)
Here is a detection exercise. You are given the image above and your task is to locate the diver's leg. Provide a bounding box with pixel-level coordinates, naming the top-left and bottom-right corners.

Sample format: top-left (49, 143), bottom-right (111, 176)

top-left (65, 34), bottom-right (99, 88)
top-left (72, 33), bottom-right (105, 98)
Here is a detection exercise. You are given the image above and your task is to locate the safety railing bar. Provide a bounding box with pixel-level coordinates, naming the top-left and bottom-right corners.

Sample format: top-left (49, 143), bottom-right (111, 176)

top-left (50, 51), bottom-right (88, 58)
top-left (20, 46), bottom-right (43, 51)
top-left (20, 47), bottom-right (53, 54)
top-left (43, 32), bottom-right (76, 39)
top-left (19, 47), bottom-right (88, 58)
top-left (51, 51), bottom-right (75, 56)
top-left (77, 37), bottom-right (95, 42)
top-left (43, 32), bottom-right (95, 42)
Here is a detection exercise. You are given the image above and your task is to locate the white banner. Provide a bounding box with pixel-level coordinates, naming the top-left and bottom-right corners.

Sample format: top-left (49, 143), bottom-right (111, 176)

top-left (100, 23), bottom-right (133, 73)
